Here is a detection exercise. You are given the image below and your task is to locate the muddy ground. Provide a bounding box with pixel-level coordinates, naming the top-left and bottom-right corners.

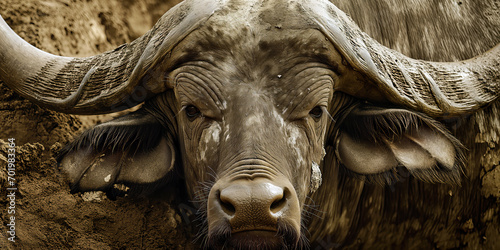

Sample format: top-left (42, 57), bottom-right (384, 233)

top-left (0, 0), bottom-right (499, 249)
top-left (0, 0), bottom-right (193, 249)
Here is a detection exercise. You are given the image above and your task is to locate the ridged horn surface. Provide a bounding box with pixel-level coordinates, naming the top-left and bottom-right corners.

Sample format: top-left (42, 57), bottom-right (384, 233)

top-left (0, 0), bottom-right (221, 114)
top-left (304, 0), bottom-right (499, 117)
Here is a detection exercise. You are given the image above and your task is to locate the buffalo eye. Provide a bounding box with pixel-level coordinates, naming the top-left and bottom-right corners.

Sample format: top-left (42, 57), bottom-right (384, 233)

top-left (185, 105), bottom-right (201, 119)
top-left (309, 106), bottom-right (323, 119)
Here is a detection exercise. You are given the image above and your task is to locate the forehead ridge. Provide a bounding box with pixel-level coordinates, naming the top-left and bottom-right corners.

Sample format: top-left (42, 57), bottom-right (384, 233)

top-left (170, 0), bottom-right (339, 104)
top-left (173, 0), bottom-right (329, 62)
top-left (172, 31), bottom-right (335, 87)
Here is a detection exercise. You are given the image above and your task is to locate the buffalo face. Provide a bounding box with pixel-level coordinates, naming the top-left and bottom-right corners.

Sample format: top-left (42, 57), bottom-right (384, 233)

top-left (164, 27), bottom-right (343, 248)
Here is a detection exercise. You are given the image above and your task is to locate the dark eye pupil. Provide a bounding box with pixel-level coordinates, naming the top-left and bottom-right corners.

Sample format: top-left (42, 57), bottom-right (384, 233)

top-left (185, 105), bottom-right (200, 118)
top-left (309, 106), bottom-right (323, 118)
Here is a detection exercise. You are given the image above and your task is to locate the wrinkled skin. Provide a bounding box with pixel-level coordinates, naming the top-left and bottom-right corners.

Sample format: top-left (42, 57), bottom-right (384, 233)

top-left (161, 27), bottom-right (344, 248)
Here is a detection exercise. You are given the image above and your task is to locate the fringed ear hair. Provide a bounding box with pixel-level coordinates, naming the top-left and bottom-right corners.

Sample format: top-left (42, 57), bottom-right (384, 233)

top-left (58, 108), bottom-right (177, 197)
top-left (334, 104), bottom-right (466, 185)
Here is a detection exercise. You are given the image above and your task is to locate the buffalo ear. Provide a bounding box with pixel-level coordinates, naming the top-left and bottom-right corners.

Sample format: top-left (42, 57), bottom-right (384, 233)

top-left (335, 105), bottom-right (465, 185)
top-left (58, 109), bottom-right (176, 196)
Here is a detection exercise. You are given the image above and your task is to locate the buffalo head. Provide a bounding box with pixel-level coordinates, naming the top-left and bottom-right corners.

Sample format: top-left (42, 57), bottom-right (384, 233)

top-left (1, 0), bottom-right (499, 248)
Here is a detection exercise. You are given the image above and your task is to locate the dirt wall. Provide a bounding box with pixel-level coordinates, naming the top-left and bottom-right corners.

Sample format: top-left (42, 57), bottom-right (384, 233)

top-left (0, 0), bottom-right (191, 249)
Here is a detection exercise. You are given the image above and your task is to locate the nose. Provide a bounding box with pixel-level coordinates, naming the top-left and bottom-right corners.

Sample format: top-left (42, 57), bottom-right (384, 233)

top-left (211, 180), bottom-right (295, 232)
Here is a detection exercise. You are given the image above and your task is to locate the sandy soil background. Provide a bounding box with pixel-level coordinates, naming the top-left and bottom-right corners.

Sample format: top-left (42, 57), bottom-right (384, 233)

top-left (0, 0), bottom-right (499, 249)
top-left (0, 0), bottom-right (194, 249)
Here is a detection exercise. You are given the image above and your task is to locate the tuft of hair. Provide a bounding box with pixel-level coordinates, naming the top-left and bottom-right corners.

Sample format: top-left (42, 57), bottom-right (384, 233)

top-left (192, 180), bottom-right (216, 247)
top-left (57, 111), bottom-right (164, 160)
top-left (338, 104), bottom-right (466, 185)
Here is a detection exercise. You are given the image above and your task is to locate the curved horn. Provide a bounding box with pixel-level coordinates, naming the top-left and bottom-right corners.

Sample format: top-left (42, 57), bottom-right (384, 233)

top-left (0, 0), bottom-right (221, 114)
top-left (304, 0), bottom-right (499, 118)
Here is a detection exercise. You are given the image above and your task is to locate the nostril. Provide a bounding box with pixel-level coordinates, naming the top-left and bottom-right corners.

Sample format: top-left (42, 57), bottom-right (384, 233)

top-left (221, 200), bottom-right (236, 216)
top-left (218, 190), bottom-right (236, 216)
top-left (270, 196), bottom-right (286, 213)
top-left (270, 188), bottom-right (288, 213)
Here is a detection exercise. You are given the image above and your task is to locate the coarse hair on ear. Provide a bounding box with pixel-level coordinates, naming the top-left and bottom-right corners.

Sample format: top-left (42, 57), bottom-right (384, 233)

top-left (57, 108), bottom-right (177, 199)
top-left (334, 104), bottom-right (466, 185)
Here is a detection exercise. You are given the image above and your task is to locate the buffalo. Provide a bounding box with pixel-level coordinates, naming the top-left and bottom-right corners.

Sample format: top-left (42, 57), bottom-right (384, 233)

top-left (1, 0), bottom-right (499, 249)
